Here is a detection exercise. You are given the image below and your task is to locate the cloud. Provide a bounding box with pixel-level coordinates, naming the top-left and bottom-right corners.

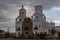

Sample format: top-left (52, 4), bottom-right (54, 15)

top-left (0, 0), bottom-right (60, 18)
top-left (0, 0), bottom-right (60, 32)
top-left (51, 7), bottom-right (60, 10)
top-left (53, 20), bottom-right (60, 23)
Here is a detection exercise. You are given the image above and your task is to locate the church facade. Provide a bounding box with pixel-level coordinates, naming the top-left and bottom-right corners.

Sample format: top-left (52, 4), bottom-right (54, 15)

top-left (31, 5), bottom-right (46, 34)
top-left (15, 5), bottom-right (55, 38)
top-left (15, 5), bottom-right (33, 38)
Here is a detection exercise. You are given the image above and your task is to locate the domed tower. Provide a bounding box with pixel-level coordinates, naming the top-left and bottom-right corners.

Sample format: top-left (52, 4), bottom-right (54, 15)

top-left (31, 5), bottom-right (46, 34)
top-left (15, 5), bottom-right (26, 38)
top-left (19, 5), bottom-right (26, 18)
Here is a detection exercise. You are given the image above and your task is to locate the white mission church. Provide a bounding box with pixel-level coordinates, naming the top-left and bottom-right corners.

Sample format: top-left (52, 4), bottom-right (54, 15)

top-left (15, 5), bottom-right (55, 38)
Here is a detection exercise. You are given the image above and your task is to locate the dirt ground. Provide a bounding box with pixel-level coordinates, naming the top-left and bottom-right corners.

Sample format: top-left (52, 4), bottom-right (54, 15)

top-left (0, 38), bottom-right (58, 40)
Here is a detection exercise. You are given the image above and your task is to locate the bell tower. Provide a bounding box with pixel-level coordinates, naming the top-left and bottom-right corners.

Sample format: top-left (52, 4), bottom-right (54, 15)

top-left (15, 5), bottom-right (26, 38)
top-left (19, 5), bottom-right (26, 18)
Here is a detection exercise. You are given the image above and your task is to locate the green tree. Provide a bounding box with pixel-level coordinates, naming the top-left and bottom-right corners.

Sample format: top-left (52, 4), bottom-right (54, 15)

top-left (51, 28), bottom-right (57, 35)
top-left (5, 32), bottom-right (10, 37)
top-left (58, 31), bottom-right (60, 39)
top-left (35, 32), bottom-right (47, 39)
top-left (35, 32), bottom-right (39, 38)
top-left (39, 32), bottom-right (47, 39)
top-left (0, 29), bottom-right (5, 33)
top-left (0, 29), bottom-right (5, 38)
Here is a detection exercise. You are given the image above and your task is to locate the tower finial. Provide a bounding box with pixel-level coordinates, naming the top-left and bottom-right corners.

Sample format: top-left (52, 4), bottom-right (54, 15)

top-left (22, 5), bottom-right (24, 8)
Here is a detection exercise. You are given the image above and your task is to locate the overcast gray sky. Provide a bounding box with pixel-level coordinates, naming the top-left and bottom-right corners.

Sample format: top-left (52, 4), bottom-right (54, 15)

top-left (0, 0), bottom-right (60, 32)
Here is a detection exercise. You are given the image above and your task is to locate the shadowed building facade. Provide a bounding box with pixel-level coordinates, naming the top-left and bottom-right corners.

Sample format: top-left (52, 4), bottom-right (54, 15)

top-left (22, 18), bottom-right (32, 38)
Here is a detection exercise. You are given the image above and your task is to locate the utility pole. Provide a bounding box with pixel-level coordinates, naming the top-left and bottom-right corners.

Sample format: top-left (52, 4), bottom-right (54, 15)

top-left (7, 27), bottom-right (9, 33)
top-left (6, 27), bottom-right (10, 37)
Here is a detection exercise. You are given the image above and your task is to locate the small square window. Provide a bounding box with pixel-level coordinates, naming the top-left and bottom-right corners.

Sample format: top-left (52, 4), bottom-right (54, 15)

top-left (19, 19), bottom-right (21, 21)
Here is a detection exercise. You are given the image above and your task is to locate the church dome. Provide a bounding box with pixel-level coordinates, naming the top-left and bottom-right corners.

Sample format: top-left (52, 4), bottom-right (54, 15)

top-left (19, 5), bottom-right (26, 11)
